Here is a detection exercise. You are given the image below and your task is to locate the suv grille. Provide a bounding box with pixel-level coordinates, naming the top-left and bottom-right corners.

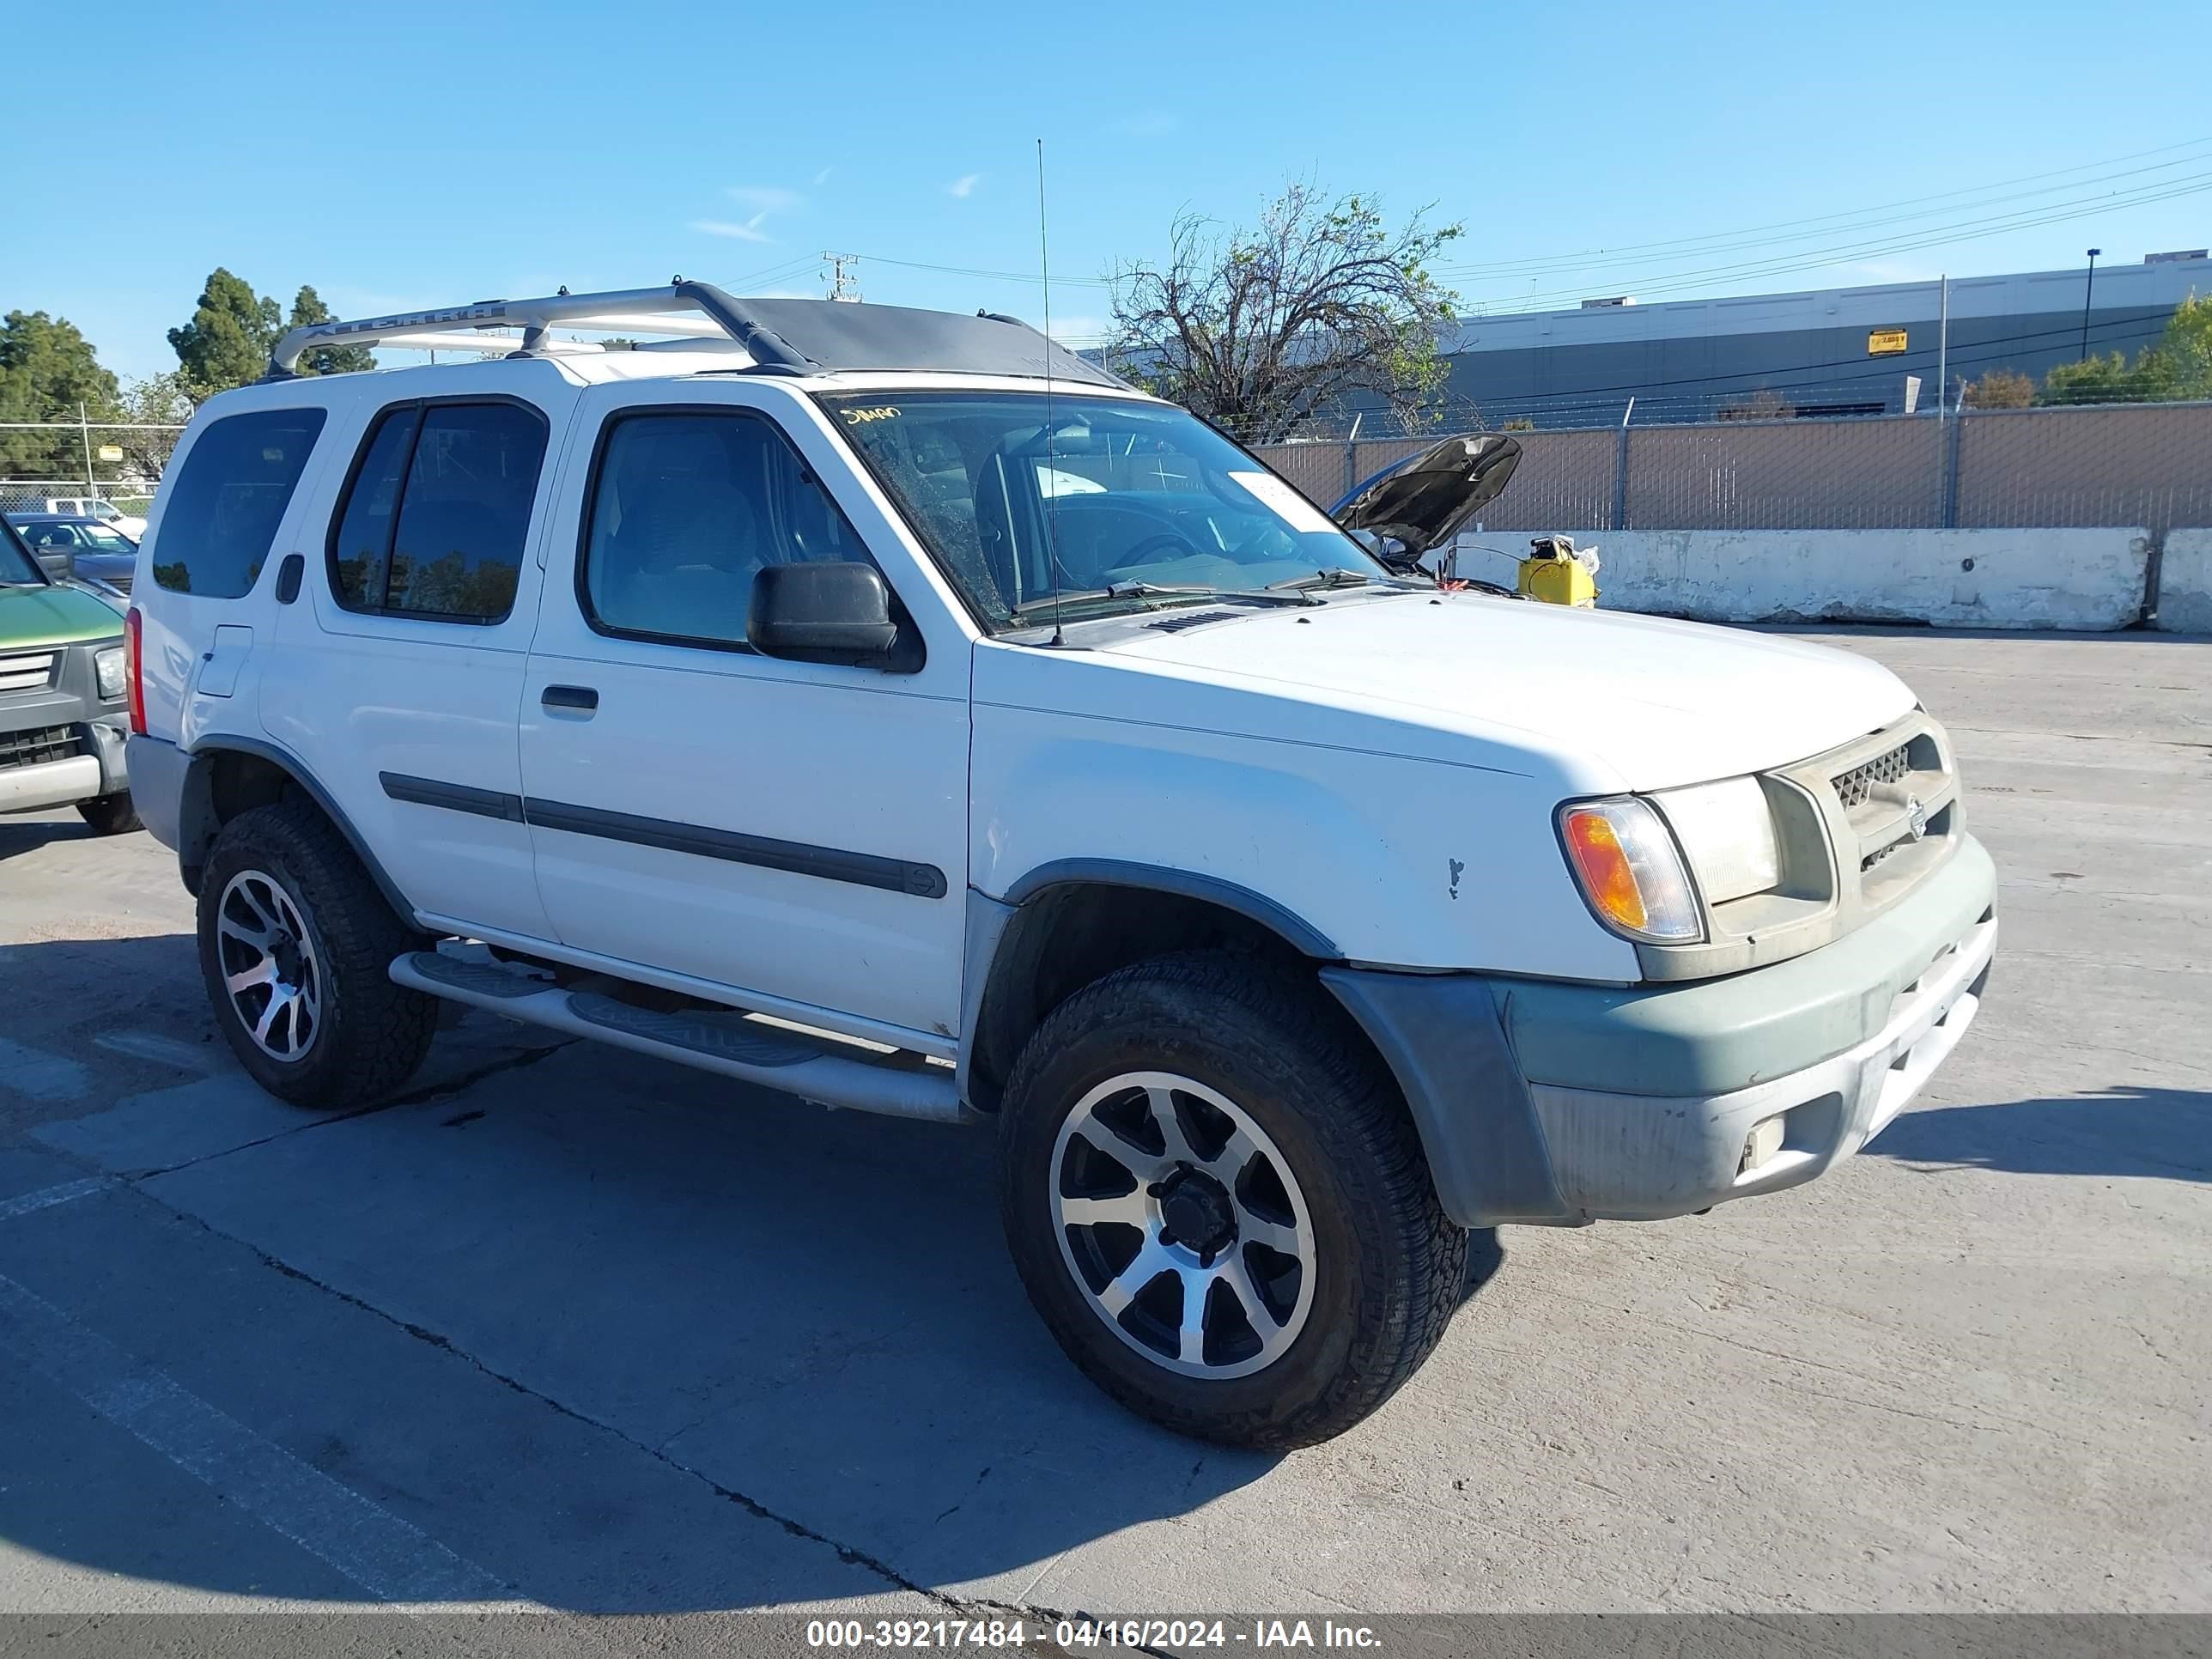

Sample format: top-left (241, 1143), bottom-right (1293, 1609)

top-left (1832, 741), bottom-right (1911, 810)
top-left (0, 651), bottom-right (58, 695)
top-left (0, 725), bottom-right (79, 770)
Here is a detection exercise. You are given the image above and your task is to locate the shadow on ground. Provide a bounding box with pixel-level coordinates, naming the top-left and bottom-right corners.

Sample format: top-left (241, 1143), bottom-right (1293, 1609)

top-left (0, 931), bottom-right (1509, 1613)
top-left (1867, 1086), bottom-right (2212, 1182)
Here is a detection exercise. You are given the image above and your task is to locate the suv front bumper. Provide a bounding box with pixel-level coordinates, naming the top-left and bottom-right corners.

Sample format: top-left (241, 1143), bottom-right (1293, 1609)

top-left (1323, 834), bottom-right (1998, 1226)
top-left (1, 718), bottom-right (128, 814)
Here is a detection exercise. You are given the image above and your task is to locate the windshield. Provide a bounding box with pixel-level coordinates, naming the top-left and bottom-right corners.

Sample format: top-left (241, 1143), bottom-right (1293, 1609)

top-left (73, 524), bottom-right (137, 554)
top-left (0, 519), bottom-right (45, 584)
top-left (817, 392), bottom-right (1389, 628)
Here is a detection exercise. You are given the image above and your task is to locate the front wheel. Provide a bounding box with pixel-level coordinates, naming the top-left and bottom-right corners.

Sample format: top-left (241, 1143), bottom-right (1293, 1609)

top-left (999, 952), bottom-right (1466, 1449)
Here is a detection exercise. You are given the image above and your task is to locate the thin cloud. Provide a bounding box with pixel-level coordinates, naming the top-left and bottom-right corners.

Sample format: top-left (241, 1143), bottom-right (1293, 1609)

top-left (811, 165), bottom-right (834, 186)
top-left (945, 173), bottom-right (982, 199)
top-left (692, 214), bottom-right (775, 244)
top-left (726, 185), bottom-right (804, 212)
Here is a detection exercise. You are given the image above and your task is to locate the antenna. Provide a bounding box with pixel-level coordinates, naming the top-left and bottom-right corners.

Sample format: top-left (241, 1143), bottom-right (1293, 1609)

top-left (1037, 137), bottom-right (1066, 647)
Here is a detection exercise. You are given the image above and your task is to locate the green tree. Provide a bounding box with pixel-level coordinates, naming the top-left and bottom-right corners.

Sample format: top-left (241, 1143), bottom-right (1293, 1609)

top-left (167, 268), bottom-right (283, 398)
top-left (286, 285), bottom-right (375, 376)
top-left (1108, 184), bottom-right (1462, 444)
top-left (2037, 293), bottom-right (2212, 406)
top-left (0, 310), bottom-right (120, 476)
top-left (2153, 292), bottom-right (2212, 398)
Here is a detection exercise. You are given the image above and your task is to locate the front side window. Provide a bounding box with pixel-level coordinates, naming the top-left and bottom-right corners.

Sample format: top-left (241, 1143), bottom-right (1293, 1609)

top-left (151, 408), bottom-right (327, 597)
top-left (328, 400), bottom-right (547, 623)
top-left (580, 409), bottom-right (872, 650)
top-left (817, 392), bottom-right (1386, 629)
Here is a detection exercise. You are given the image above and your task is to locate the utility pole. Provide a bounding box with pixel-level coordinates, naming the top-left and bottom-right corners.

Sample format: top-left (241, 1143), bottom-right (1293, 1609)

top-left (1936, 275), bottom-right (1949, 420)
top-left (823, 252), bottom-right (862, 303)
top-left (2078, 248), bottom-right (2101, 362)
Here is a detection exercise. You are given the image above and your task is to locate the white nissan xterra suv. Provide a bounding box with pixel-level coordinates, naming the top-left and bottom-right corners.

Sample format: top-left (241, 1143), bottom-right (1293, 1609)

top-left (125, 283), bottom-right (1997, 1448)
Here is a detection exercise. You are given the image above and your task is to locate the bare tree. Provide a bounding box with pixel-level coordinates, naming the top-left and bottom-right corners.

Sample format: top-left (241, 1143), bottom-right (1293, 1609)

top-left (1108, 185), bottom-right (1462, 445)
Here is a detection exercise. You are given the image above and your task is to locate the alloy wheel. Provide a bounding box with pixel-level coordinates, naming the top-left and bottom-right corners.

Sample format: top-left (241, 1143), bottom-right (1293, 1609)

top-left (213, 868), bottom-right (324, 1062)
top-left (1050, 1071), bottom-right (1317, 1380)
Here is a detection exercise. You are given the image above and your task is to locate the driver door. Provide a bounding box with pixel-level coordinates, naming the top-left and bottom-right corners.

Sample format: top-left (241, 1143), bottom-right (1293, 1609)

top-left (519, 380), bottom-right (970, 1050)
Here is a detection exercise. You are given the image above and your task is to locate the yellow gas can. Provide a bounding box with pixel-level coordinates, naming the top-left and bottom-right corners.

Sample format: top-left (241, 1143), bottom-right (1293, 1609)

top-left (1516, 536), bottom-right (1598, 607)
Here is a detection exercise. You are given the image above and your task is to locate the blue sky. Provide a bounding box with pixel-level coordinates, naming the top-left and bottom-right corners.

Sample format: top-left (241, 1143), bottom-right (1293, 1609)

top-left (20, 0), bottom-right (2212, 381)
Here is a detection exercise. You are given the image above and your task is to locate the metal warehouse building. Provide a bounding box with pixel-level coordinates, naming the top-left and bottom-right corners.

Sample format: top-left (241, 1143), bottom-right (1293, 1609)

top-left (1429, 251), bottom-right (2209, 428)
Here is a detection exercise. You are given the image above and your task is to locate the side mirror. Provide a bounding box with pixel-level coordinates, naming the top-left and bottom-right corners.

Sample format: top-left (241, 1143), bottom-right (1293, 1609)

top-left (36, 550), bottom-right (75, 581)
top-left (748, 562), bottom-right (902, 666)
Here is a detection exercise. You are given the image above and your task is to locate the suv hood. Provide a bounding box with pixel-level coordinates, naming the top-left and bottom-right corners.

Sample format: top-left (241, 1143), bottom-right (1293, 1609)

top-left (1097, 594), bottom-right (1916, 792)
top-left (1332, 434), bottom-right (1522, 557)
top-left (0, 580), bottom-right (125, 649)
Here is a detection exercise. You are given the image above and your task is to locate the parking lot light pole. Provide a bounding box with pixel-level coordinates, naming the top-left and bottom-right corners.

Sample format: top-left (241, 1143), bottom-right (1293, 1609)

top-left (2078, 248), bottom-right (2101, 362)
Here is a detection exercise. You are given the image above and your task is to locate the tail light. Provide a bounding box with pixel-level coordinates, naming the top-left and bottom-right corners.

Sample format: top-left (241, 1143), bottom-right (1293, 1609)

top-left (125, 606), bottom-right (147, 736)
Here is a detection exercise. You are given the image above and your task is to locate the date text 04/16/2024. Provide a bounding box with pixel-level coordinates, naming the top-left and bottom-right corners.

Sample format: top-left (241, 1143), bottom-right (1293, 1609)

top-left (803, 1618), bottom-right (1383, 1650)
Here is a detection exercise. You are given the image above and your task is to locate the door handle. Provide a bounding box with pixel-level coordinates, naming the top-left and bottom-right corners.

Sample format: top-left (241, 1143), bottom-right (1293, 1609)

top-left (541, 684), bottom-right (599, 712)
top-left (275, 553), bottom-right (305, 604)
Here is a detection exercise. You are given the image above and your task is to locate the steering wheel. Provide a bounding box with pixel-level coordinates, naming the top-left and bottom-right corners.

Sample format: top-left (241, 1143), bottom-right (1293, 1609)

top-left (1120, 532), bottom-right (1205, 566)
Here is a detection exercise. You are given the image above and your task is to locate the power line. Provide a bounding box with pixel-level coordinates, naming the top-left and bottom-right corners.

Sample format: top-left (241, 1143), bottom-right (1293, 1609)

top-left (1427, 136), bottom-right (2212, 281)
top-left (1453, 173), bottom-right (2212, 313)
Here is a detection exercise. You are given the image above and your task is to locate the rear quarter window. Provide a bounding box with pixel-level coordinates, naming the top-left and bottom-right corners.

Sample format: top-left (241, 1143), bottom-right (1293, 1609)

top-left (151, 408), bottom-right (328, 598)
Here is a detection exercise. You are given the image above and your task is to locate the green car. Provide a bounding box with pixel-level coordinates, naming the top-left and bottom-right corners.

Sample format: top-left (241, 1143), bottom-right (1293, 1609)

top-left (0, 515), bottom-right (137, 833)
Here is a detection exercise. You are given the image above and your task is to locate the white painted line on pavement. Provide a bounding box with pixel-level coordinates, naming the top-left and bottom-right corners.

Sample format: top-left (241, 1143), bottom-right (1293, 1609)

top-left (0, 1176), bottom-right (110, 1222)
top-left (94, 1030), bottom-right (225, 1073)
top-left (0, 1272), bottom-right (519, 1606)
top-left (0, 1037), bottom-right (91, 1102)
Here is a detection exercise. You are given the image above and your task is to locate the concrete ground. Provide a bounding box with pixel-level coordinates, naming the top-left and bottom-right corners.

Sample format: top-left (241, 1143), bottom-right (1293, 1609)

top-left (0, 629), bottom-right (2206, 1633)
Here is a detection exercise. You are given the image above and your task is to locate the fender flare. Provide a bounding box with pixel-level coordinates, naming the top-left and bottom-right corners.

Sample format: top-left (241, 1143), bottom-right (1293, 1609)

top-left (996, 859), bottom-right (1340, 957)
top-left (180, 736), bottom-right (416, 921)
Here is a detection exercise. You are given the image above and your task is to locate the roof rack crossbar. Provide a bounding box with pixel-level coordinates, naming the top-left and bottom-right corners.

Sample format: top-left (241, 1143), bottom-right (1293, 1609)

top-left (265, 283), bottom-right (815, 377)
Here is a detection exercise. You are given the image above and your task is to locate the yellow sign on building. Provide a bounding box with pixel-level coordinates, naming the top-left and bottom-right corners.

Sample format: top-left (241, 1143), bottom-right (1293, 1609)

top-left (95, 444), bottom-right (125, 462)
top-left (1868, 328), bottom-right (1909, 356)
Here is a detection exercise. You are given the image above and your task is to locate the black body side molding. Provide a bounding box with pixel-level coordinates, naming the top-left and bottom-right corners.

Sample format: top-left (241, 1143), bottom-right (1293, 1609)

top-left (379, 775), bottom-right (947, 900)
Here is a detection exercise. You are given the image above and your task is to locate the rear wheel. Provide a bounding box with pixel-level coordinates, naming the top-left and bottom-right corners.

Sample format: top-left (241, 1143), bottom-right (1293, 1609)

top-left (197, 799), bottom-right (436, 1108)
top-left (999, 951), bottom-right (1466, 1449)
top-left (76, 792), bottom-right (139, 836)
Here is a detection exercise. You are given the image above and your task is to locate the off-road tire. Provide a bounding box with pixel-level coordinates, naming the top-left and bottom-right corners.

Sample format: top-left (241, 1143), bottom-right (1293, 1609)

top-left (76, 792), bottom-right (140, 835)
top-left (999, 951), bottom-right (1467, 1449)
top-left (197, 799), bottom-right (436, 1109)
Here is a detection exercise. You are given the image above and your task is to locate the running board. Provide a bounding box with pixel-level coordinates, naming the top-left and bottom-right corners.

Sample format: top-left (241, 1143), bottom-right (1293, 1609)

top-left (389, 951), bottom-right (969, 1124)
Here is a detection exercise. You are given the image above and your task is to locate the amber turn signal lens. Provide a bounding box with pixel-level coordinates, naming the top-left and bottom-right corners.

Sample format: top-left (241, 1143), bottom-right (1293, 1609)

top-left (1562, 808), bottom-right (1648, 933)
top-left (1556, 796), bottom-right (1704, 943)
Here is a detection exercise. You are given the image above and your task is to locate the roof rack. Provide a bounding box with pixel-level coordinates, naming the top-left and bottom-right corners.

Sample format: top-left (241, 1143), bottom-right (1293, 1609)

top-left (264, 282), bottom-right (1128, 389)
top-left (266, 282), bottom-right (813, 378)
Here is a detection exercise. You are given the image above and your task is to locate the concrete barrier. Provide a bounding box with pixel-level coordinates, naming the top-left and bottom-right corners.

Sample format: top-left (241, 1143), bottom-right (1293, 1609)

top-left (2155, 530), bottom-right (2212, 634)
top-left (1564, 527), bottom-right (2152, 631)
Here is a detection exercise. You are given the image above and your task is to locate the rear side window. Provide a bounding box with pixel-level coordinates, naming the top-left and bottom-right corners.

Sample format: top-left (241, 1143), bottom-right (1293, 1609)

top-left (327, 399), bottom-right (548, 623)
top-left (151, 409), bottom-right (327, 597)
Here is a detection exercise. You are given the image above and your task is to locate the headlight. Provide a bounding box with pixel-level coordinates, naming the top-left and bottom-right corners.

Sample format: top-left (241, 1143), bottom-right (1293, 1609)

top-left (94, 645), bottom-right (126, 701)
top-left (1558, 796), bottom-right (1704, 943)
top-left (1653, 776), bottom-right (1780, 903)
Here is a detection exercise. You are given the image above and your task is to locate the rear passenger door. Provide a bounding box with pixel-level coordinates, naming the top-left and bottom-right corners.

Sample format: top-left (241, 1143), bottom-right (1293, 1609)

top-left (261, 374), bottom-right (574, 941)
top-left (519, 381), bottom-right (970, 1048)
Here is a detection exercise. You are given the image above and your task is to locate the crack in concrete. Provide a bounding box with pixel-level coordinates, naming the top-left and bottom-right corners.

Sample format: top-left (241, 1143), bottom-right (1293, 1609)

top-left (124, 1180), bottom-right (1150, 1644)
top-left (128, 1040), bottom-right (578, 1182)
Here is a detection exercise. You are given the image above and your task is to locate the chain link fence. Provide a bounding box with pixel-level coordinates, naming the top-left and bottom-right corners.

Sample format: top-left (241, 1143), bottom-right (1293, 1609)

top-left (1, 416), bottom-right (184, 520)
top-left (1256, 400), bottom-right (2212, 536)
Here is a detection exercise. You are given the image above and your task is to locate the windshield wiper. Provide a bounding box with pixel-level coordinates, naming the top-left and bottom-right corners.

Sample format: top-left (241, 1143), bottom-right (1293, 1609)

top-left (1010, 581), bottom-right (1317, 618)
top-left (1266, 568), bottom-right (1405, 592)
